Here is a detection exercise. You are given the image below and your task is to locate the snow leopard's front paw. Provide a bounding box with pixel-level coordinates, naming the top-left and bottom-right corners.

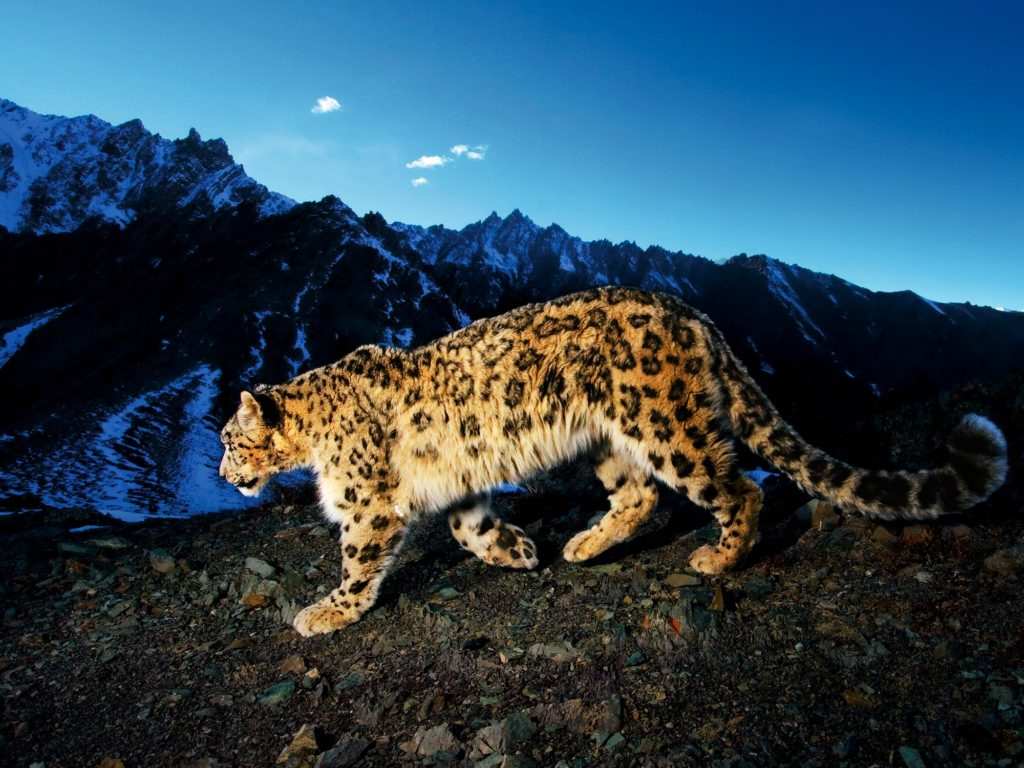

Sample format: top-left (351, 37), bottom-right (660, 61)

top-left (562, 528), bottom-right (614, 563)
top-left (293, 600), bottom-right (355, 637)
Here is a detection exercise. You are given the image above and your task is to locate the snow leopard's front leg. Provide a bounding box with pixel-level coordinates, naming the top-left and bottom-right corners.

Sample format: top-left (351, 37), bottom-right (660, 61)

top-left (294, 504), bottom-right (406, 637)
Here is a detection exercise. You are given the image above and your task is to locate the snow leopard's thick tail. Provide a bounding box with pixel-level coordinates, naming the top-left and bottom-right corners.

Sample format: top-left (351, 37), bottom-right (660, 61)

top-left (717, 344), bottom-right (1008, 521)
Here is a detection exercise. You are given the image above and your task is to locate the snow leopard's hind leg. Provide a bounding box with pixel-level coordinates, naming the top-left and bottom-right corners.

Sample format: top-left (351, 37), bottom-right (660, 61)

top-left (448, 494), bottom-right (539, 569)
top-left (656, 437), bottom-right (762, 574)
top-left (683, 472), bottom-right (763, 574)
top-left (562, 443), bottom-right (659, 562)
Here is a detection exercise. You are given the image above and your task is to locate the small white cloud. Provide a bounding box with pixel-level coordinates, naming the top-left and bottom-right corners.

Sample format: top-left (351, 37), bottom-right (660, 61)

top-left (465, 149), bottom-right (485, 160)
top-left (311, 96), bottom-right (342, 114)
top-left (450, 144), bottom-right (469, 156)
top-left (405, 154), bottom-right (450, 169)
top-left (411, 177), bottom-right (429, 187)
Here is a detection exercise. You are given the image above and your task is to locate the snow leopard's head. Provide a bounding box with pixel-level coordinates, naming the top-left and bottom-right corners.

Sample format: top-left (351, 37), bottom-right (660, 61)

top-left (219, 388), bottom-right (299, 497)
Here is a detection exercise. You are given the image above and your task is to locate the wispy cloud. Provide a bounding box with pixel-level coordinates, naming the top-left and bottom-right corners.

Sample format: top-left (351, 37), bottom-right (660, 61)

top-left (450, 143), bottom-right (487, 160)
top-left (405, 144), bottom-right (487, 186)
top-left (405, 154), bottom-right (450, 169)
top-left (311, 96), bottom-right (342, 114)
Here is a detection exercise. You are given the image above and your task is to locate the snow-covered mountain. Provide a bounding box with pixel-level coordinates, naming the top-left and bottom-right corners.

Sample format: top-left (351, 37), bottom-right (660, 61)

top-left (0, 98), bottom-right (292, 234)
top-left (1, 98), bottom-right (1022, 520)
top-left (390, 210), bottom-right (704, 316)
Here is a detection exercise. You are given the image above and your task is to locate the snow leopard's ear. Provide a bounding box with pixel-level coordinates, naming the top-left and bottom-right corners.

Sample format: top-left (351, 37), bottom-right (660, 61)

top-left (239, 389), bottom-right (282, 434)
top-left (238, 391), bottom-right (263, 434)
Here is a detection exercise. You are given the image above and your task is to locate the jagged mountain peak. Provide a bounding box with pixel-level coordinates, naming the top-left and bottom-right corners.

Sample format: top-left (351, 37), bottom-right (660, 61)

top-left (725, 252), bottom-right (773, 271)
top-left (0, 97), bottom-right (294, 234)
top-left (174, 127), bottom-right (233, 165)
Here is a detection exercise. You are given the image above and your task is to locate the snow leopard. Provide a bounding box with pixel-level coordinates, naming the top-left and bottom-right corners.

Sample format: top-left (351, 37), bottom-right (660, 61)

top-left (218, 287), bottom-right (1008, 636)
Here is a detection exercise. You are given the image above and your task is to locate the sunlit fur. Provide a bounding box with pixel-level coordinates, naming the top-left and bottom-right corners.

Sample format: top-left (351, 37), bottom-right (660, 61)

top-left (218, 287), bottom-right (1009, 636)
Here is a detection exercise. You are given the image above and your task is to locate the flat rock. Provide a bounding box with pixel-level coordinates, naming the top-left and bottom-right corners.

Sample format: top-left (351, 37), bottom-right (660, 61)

top-left (258, 681), bottom-right (296, 707)
top-left (898, 745), bottom-right (926, 768)
top-left (527, 640), bottom-right (579, 663)
top-left (664, 573), bottom-right (701, 588)
top-left (149, 549), bottom-right (176, 574)
top-left (279, 654), bottom-right (307, 675)
top-left (315, 737), bottom-right (370, 768)
top-left (241, 593), bottom-right (269, 608)
top-left (277, 724), bottom-right (321, 768)
top-left (984, 547), bottom-right (1024, 576)
top-left (245, 556), bottom-right (277, 578)
top-left (470, 711), bottom-right (537, 758)
top-left (400, 723), bottom-right (459, 757)
top-left (87, 536), bottom-right (132, 551)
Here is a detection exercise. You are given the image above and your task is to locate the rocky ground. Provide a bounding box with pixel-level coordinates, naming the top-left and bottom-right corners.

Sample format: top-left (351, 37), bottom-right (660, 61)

top-left (1, 460), bottom-right (1023, 768)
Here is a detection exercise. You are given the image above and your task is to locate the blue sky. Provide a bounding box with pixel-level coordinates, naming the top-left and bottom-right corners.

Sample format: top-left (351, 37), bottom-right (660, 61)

top-left (3, 1), bottom-right (1022, 309)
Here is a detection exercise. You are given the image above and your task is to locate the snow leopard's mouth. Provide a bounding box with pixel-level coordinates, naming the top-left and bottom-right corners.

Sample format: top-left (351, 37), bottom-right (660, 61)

top-left (231, 475), bottom-right (267, 497)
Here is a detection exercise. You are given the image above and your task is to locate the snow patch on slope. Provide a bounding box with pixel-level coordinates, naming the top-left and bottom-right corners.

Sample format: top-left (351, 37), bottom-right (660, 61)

top-left (915, 293), bottom-right (948, 317)
top-left (382, 327), bottom-right (415, 348)
top-left (288, 326), bottom-right (311, 378)
top-left (174, 366), bottom-right (245, 515)
top-left (765, 261), bottom-right (825, 344)
top-left (0, 366), bottom-right (257, 520)
top-left (0, 305), bottom-right (69, 368)
top-left (242, 310), bottom-right (273, 382)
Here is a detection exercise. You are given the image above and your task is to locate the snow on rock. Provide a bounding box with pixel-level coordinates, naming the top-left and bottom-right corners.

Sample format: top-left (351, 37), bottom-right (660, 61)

top-left (0, 305), bottom-right (69, 368)
top-left (382, 327), bottom-right (415, 348)
top-left (287, 326), bottom-right (311, 378)
top-left (242, 310), bottom-right (273, 382)
top-left (765, 260), bottom-right (825, 344)
top-left (915, 293), bottom-right (949, 317)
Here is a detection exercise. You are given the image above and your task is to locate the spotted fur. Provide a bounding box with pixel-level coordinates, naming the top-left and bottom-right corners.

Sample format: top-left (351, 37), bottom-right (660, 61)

top-left (218, 287), bottom-right (1009, 637)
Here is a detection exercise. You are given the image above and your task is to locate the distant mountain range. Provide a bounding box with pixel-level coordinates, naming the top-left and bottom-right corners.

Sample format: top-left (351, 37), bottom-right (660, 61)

top-left (1, 98), bottom-right (1022, 519)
